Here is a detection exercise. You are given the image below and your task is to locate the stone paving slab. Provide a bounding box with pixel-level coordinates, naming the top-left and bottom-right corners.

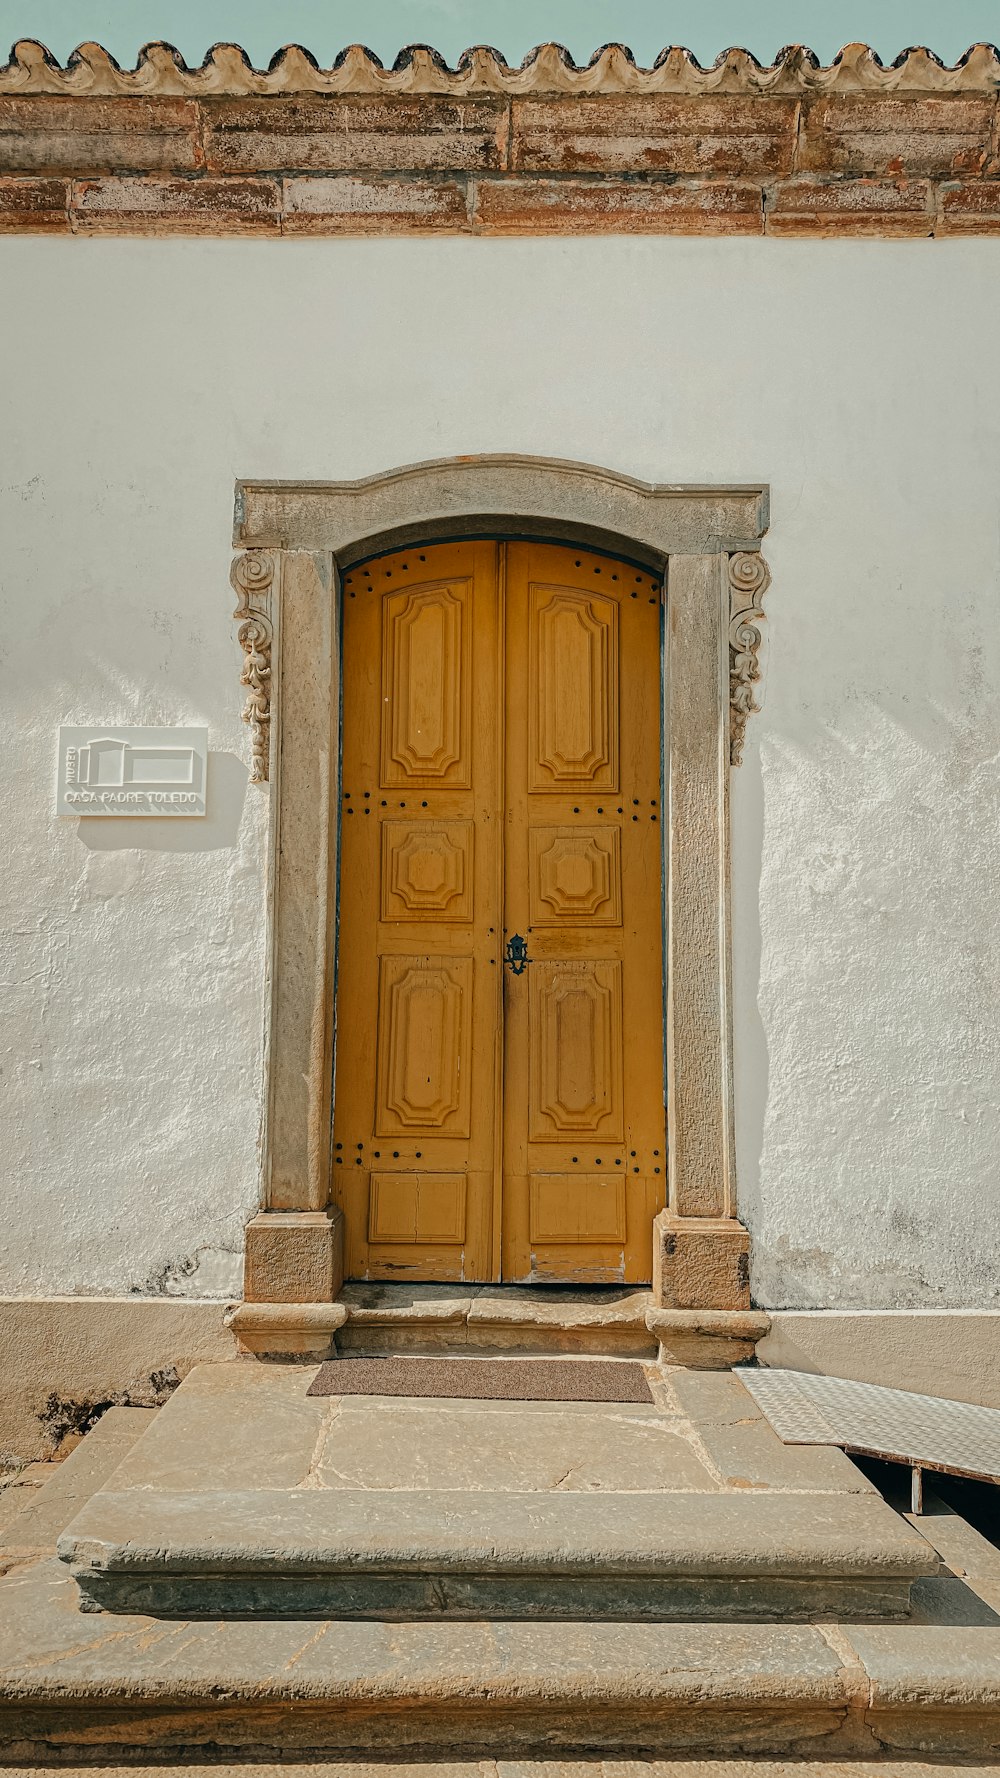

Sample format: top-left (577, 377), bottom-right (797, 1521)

top-left (906, 1498), bottom-right (1000, 1579)
top-left (314, 1402), bottom-right (712, 1493)
top-left (340, 1286), bottom-right (473, 1325)
top-left (0, 1562), bottom-right (856, 1692)
top-left (695, 1419), bottom-right (877, 1494)
top-left (85, 1362), bottom-right (882, 1497)
top-left (106, 1375), bottom-right (327, 1492)
top-left (338, 1287), bottom-right (652, 1328)
top-left (106, 1392), bottom-right (696, 1496)
top-left (183, 1359), bottom-right (321, 1392)
top-left (333, 1396), bottom-right (675, 1418)
top-left (843, 1623), bottom-right (1000, 1707)
top-left (509, 1767), bottom-right (998, 1777)
top-left (468, 1290), bottom-right (651, 1329)
top-left (849, 1624), bottom-right (1000, 1757)
top-left (0, 1461), bottom-right (54, 1535)
top-left (669, 1372), bottom-right (765, 1426)
top-left (0, 1408), bottom-right (153, 1571)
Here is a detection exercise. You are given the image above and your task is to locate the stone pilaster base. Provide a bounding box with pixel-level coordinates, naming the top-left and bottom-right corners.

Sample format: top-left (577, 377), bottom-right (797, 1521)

top-left (227, 1301), bottom-right (347, 1359)
top-left (652, 1211), bottom-right (751, 1310)
top-left (646, 1308), bottom-right (770, 1368)
top-left (243, 1209), bottom-right (344, 1305)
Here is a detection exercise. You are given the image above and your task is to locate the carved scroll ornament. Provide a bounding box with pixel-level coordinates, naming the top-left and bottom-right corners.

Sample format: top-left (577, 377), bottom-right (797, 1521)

top-left (231, 549), bottom-right (274, 783)
top-left (728, 550), bottom-right (771, 766)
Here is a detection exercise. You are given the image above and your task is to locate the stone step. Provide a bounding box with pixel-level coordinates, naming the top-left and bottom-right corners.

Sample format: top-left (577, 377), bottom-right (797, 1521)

top-left (5, 1561), bottom-right (1000, 1762)
top-left (58, 1484), bottom-right (937, 1620)
top-left (8, 1766), bottom-right (993, 1778)
top-left (4, 1392), bottom-right (998, 1764)
top-left (51, 1361), bottom-right (939, 1623)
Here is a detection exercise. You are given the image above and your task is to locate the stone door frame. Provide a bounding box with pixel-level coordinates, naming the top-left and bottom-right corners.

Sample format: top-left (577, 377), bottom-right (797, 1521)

top-left (230, 456), bottom-right (771, 1311)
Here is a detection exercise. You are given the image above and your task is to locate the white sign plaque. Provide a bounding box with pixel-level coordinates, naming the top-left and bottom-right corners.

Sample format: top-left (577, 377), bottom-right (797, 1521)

top-left (57, 727), bottom-right (208, 817)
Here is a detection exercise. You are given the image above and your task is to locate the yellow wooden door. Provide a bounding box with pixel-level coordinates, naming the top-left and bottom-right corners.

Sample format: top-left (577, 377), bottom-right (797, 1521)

top-left (334, 539), bottom-right (665, 1283)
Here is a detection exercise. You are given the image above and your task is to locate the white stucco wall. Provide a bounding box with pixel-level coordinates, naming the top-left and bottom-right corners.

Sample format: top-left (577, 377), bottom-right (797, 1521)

top-left (2, 236), bottom-right (998, 1308)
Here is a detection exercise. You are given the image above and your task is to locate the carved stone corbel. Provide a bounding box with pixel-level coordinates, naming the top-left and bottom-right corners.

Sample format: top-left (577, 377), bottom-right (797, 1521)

top-left (231, 549), bottom-right (274, 783)
top-left (728, 550), bottom-right (771, 766)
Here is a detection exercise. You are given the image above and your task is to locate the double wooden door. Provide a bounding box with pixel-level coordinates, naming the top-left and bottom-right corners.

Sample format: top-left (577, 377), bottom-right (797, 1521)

top-left (333, 539), bottom-right (665, 1283)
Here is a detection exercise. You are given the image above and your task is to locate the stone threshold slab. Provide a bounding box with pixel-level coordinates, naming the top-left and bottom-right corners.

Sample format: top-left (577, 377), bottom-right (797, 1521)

top-left (335, 1285), bottom-right (658, 1356)
top-left (58, 1486), bottom-right (937, 1619)
top-left (340, 1285), bottom-right (652, 1322)
top-left (5, 1563), bottom-right (1000, 1760)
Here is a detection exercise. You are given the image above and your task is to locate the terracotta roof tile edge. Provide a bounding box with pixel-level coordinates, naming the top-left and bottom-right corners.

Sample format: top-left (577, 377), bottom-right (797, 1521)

top-left (3, 39), bottom-right (1000, 98)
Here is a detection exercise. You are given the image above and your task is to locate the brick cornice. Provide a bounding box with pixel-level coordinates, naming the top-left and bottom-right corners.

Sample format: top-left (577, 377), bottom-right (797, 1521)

top-left (1, 40), bottom-right (999, 237)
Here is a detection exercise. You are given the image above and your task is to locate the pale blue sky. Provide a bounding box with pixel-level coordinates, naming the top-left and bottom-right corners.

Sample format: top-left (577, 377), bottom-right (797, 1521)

top-left (2, 2), bottom-right (999, 67)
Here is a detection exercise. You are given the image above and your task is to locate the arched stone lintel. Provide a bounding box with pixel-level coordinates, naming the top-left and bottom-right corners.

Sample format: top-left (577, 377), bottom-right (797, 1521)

top-left (235, 454), bottom-right (768, 566)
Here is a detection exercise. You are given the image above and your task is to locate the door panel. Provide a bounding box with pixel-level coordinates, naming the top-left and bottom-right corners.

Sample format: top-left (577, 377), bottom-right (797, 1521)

top-left (502, 543), bottom-right (665, 1283)
top-left (375, 955), bottom-right (474, 1136)
top-left (334, 542), bottom-right (500, 1282)
top-left (380, 821), bottom-right (474, 922)
top-left (529, 826), bottom-right (622, 925)
top-left (528, 961), bottom-right (624, 1141)
top-left (380, 580), bottom-right (472, 786)
top-left (529, 585), bottom-right (619, 789)
top-left (333, 538), bottom-right (665, 1284)
top-left (368, 1173), bottom-right (467, 1245)
top-left (529, 1175), bottom-right (626, 1244)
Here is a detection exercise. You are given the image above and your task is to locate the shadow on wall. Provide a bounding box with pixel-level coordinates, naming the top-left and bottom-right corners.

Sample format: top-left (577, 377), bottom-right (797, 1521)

top-left (74, 751), bottom-right (249, 854)
top-left (731, 745), bottom-right (769, 1283)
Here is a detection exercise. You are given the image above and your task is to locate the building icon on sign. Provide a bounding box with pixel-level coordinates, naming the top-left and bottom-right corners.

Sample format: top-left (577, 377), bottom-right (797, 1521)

top-left (66, 736), bottom-right (197, 789)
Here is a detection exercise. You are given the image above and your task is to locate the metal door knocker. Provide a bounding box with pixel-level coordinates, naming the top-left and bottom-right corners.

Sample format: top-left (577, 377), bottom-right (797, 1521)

top-left (504, 934), bottom-right (529, 975)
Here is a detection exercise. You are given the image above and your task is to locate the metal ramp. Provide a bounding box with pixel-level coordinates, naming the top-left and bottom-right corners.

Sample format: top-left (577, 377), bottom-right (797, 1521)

top-left (737, 1367), bottom-right (1000, 1513)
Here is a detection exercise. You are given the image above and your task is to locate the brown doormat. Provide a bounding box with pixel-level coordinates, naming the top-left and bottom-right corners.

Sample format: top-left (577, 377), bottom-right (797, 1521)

top-left (307, 1356), bottom-right (653, 1404)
